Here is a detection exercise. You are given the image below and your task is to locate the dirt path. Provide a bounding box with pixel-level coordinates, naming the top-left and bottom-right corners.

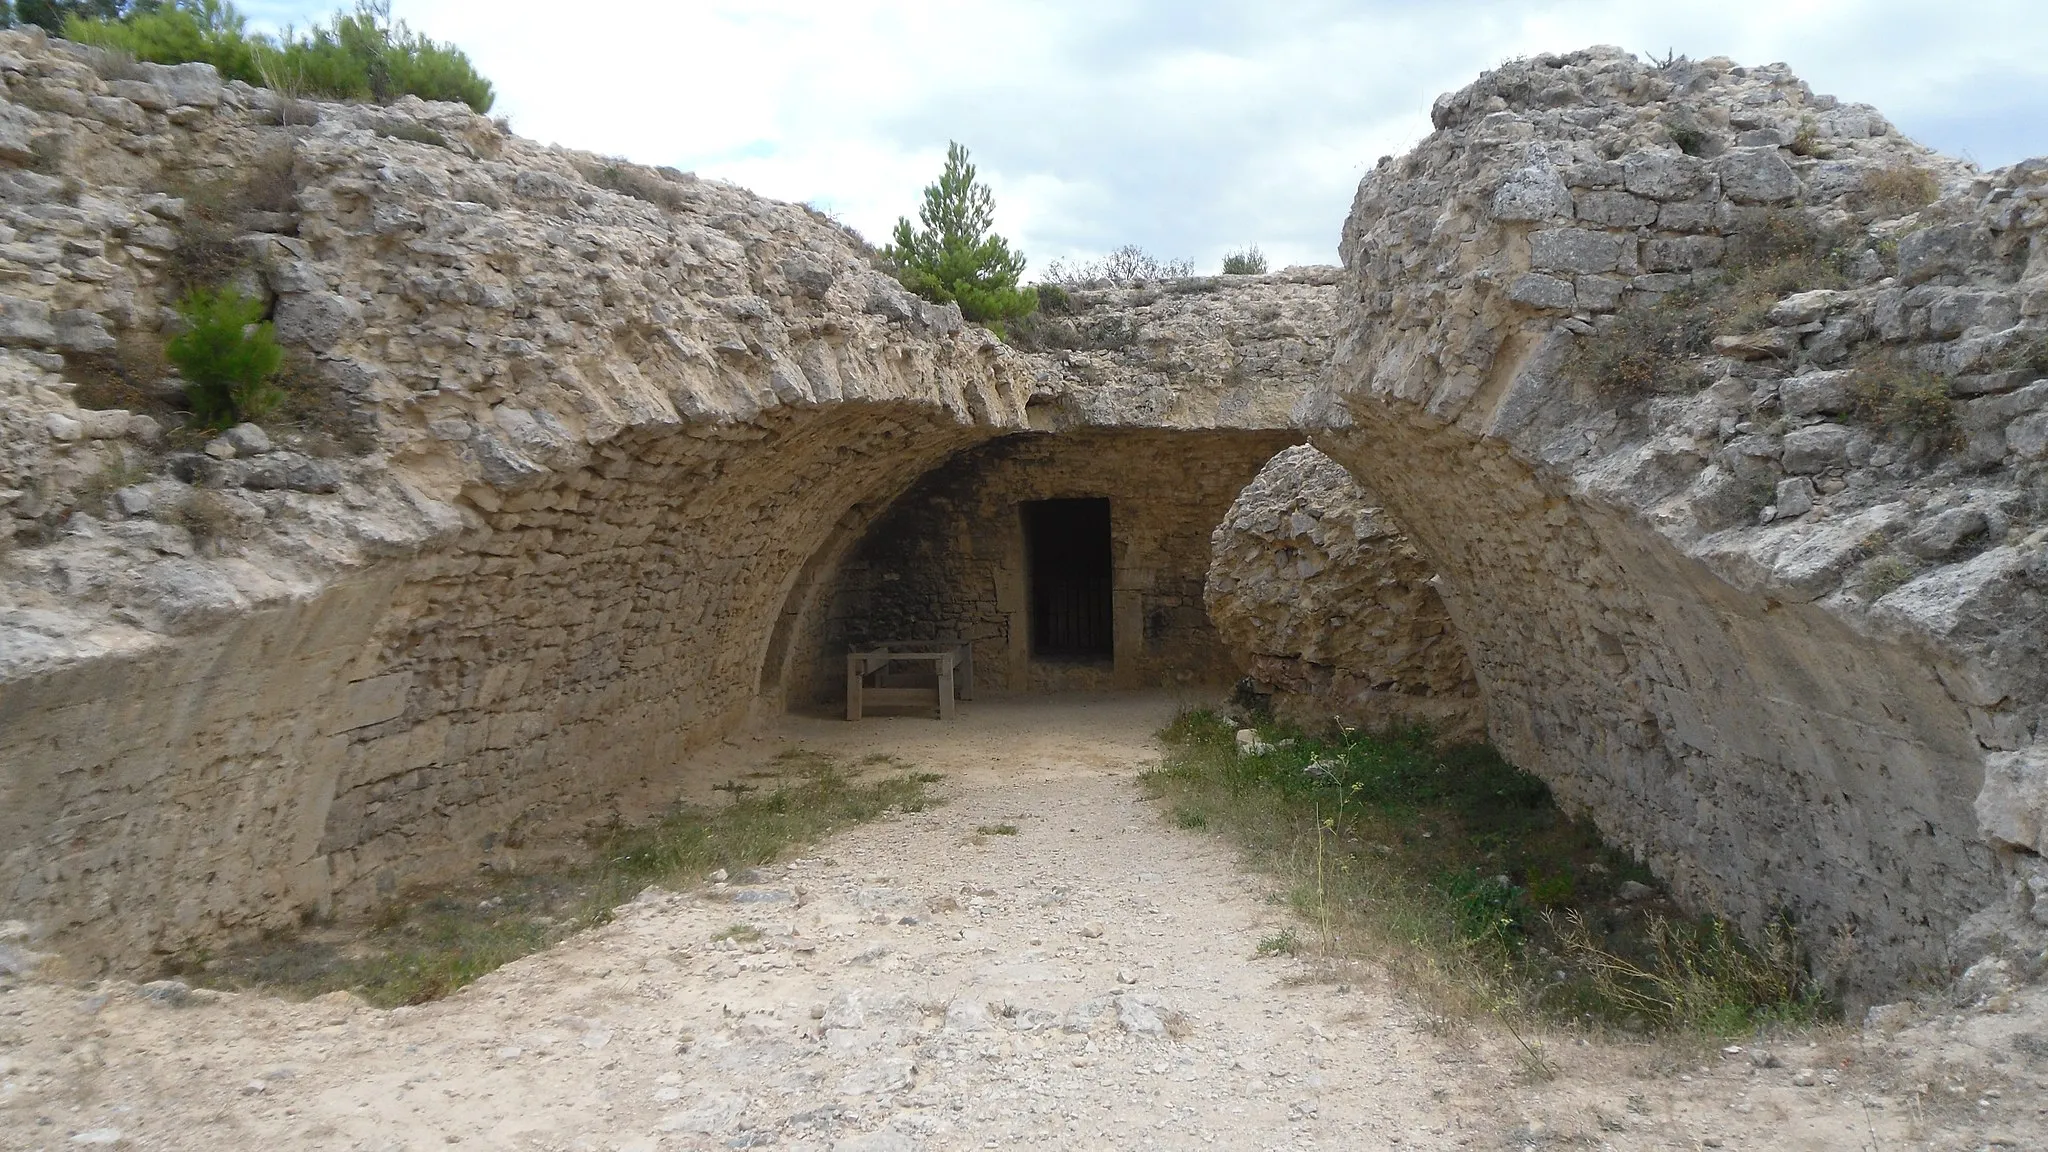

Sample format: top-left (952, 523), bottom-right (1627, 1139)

top-left (2, 695), bottom-right (2042, 1150)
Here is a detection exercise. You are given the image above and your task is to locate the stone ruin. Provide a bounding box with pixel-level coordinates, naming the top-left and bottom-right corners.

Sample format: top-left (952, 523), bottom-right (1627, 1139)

top-left (1, 31), bottom-right (2044, 1002)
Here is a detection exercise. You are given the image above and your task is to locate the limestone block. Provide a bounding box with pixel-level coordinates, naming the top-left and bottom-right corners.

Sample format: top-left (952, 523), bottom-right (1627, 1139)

top-left (1979, 748), bottom-right (2048, 855)
top-left (1714, 148), bottom-right (1801, 204)
top-left (1641, 235), bottom-right (1724, 272)
top-left (1768, 291), bottom-right (1850, 328)
top-left (1575, 276), bottom-right (1624, 312)
top-left (1621, 150), bottom-right (1711, 200)
top-left (1779, 370), bottom-right (1854, 416)
top-left (1490, 166), bottom-right (1573, 222)
top-left (1528, 228), bottom-right (1624, 275)
top-left (1506, 272), bottom-right (1575, 310)
top-left (274, 291), bottom-right (364, 351)
top-left (325, 673), bottom-right (412, 736)
top-left (1781, 424), bottom-right (1854, 474)
top-left (1572, 190), bottom-right (1657, 228)
top-left (1773, 477), bottom-right (1815, 519)
top-left (78, 408), bottom-right (132, 439)
top-left (0, 294), bottom-right (54, 344)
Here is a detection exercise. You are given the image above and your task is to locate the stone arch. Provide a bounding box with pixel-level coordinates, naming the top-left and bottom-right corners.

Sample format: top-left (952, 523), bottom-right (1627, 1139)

top-left (786, 427), bottom-right (1303, 709)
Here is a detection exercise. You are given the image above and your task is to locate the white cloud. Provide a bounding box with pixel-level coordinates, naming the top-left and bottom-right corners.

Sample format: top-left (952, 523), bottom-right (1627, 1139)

top-left (247, 1), bottom-right (2048, 272)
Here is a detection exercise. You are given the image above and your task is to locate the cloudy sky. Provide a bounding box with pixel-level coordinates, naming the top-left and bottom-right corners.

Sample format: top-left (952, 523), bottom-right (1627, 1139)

top-left (236, 1), bottom-right (2047, 276)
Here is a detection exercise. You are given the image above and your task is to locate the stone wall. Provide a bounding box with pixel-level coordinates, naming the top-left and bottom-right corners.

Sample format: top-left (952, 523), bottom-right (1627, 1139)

top-left (1206, 445), bottom-right (1483, 740)
top-left (1306, 47), bottom-right (2048, 994)
top-left (804, 429), bottom-right (1299, 704)
top-left (0, 29), bottom-right (1332, 970)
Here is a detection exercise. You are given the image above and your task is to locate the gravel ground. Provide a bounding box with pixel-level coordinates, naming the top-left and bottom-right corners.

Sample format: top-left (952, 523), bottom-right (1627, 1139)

top-left (1, 695), bottom-right (2041, 1150)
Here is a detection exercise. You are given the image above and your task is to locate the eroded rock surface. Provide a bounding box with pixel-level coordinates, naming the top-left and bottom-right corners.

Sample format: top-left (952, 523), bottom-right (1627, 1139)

top-left (1206, 445), bottom-right (1482, 739)
top-left (0, 28), bottom-right (1315, 968)
top-left (1306, 46), bottom-right (2048, 993)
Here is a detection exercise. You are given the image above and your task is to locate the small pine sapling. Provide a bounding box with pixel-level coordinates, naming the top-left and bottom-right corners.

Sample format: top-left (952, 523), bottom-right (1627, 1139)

top-left (166, 287), bottom-right (285, 428)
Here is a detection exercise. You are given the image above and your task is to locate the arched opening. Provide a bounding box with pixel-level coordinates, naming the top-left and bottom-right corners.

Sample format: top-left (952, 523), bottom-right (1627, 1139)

top-left (777, 427), bottom-right (1302, 712)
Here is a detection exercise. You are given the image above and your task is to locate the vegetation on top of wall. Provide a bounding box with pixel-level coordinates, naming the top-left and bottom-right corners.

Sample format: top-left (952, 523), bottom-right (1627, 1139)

top-left (1567, 208), bottom-right (1861, 397)
top-left (1146, 709), bottom-right (1830, 1039)
top-left (50, 0), bottom-right (495, 113)
top-left (882, 141), bottom-right (1038, 330)
top-left (1221, 246), bottom-right (1268, 275)
top-left (1041, 244), bottom-right (1195, 287)
top-left (1861, 163), bottom-right (1941, 218)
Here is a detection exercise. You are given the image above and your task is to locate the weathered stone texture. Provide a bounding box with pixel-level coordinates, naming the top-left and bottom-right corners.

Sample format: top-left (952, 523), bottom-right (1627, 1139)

top-left (1309, 46), bottom-right (2048, 995)
top-left (807, 429), bottom-right (1297, 704)
top-left (1014, 268), bottom-right (1341, 431)
top-left (0, 28), bottom-right (1322, 968)
top-left (1206, 446), bottom-right (1483, 740)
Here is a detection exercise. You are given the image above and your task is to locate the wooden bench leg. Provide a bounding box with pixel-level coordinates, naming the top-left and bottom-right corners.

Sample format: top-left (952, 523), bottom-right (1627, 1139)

top-left (846, 654), bottom-right (862, 721)
top-left (938, 654), bottom-right (955, 721)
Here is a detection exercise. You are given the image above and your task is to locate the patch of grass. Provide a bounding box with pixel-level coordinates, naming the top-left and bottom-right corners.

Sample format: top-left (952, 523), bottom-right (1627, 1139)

top-left (975, 823), bottom-right (1020, 836)
top-left (186, 754), bottom-right (937, 1007)
top-left (1997, 329), bottom-right (2048, 380)
top-left (372, 119), bottom-right (449, 149)
top-left (1555, 911), bottom-right (1823, 1033)
top-left (67, 331), bottom-right (173, 417)
top-left (1787, 116), bottom-right (1832, 159)
top-left (162, 487), bottom-right (242, 546)
top-left (1173, 806), bottom-right (1209, 829)
top-left (66, 0), bottom-right (495, 113)
top-left (1568, 286), bottom-right (1719, 395)
top-left (712, 924), bottom-right (763, 944)
top-left (578, 158), bottom-right (698, 213)
top-left (162, 143), bottom-right (298, 294)
top-left (1858, 555), bottom-right (1916, 599)
top-left (1849, 352), bottom-right (1958, 450)
top-left (1568, 209), bottom-right (1854, 396)
top-left (75, 450), bottom-right (150, 518)
top-left (1146, 709), bottom-right (1829, 1037)
top-left (1863, 163), bottom-right (1941, 217)
top-left (1256, 928), bottom-right (1302, 957)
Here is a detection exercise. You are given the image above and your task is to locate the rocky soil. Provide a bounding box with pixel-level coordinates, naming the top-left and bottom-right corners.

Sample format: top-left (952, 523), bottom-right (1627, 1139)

top-left (3, 697), bottom-right (2042, 1151)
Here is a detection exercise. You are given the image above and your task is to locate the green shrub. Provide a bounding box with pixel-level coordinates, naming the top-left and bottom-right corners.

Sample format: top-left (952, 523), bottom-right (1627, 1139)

top-left (1221, 246), bottom-right (1268, 275)
top-left (13, 0), bottom-right (123, 34)
top-left (882, 141), bottom-right (1037, 328)
top-left (165, 287), bottom-right (284, 428)
top-left (64, 0), bottom-right (494, 113)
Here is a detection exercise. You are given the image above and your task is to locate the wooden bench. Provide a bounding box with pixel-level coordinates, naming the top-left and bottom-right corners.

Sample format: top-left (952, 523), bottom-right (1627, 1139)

top-left (845, 640), bottom-right (974, 720)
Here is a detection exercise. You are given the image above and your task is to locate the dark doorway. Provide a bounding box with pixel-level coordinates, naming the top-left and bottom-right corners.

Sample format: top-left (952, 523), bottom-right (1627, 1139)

top-left (1023, 498), bottom-right (1114, 658)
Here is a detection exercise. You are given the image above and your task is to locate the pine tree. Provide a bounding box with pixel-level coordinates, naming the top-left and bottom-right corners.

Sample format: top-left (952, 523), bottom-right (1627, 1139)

top-left (883, 142), bottom-right (1037, 328)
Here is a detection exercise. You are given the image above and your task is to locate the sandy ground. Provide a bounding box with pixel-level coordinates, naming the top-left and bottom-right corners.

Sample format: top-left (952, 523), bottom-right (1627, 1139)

top-left (2, 694), bottom-right (2044, 1150)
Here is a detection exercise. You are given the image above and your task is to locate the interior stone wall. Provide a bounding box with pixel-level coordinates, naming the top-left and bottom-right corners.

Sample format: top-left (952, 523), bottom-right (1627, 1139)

top-left (801, 429), bottom-right (1299, 705)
